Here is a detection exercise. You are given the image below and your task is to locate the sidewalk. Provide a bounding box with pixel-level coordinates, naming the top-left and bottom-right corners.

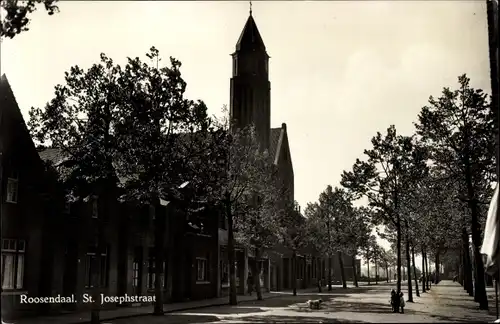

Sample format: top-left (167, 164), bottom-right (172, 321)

top-left (7, 287), bottom-right (322, 324)
top-left (412, 280), bottom-right (498, 323)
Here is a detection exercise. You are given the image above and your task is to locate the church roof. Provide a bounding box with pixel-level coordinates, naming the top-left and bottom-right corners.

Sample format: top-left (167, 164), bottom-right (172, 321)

top-left (235, 14), bottom-right (266, 52)
top-left (269, 127), bottom-right (281, 163)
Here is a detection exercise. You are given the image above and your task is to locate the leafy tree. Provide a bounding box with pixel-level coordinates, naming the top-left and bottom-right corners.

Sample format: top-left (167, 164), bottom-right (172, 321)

top-left (112, 47), bottom-right (211, 314)
top-left (305, 202), bottom-right (328, 291)
top-left (29, 48), bottom-right (212, 320)
top-left (372, 244), bottom-right (385, 284)
top-left (359, 235), bottom-right (377, 284)
top-left (1, 0), bottom-right (59, 38)
top-left (201, 118), bottom-right (272, 305)
top-left (28, 52), bottom-right (124, 324)
top-left (341, 126), bottom-right (427, 293)
top-left (415, 74), bottom-right (496, 310)
top-left (345, 206), bottom-right (372, 287)
top-left (281, 200), bottom-right (309, 295)
top-left (234, 151), bottom-right (286, 301)
top-left (315, 186), bottom-right (353, 289)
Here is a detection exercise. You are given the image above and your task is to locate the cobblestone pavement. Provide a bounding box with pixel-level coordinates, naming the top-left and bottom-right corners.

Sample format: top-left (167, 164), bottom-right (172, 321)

top-left (106, 281), bottom-right (499, 323)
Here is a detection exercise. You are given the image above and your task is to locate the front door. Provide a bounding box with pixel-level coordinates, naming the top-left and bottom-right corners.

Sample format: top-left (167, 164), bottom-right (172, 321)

top-left (62, 241), bottom-right (78, 310)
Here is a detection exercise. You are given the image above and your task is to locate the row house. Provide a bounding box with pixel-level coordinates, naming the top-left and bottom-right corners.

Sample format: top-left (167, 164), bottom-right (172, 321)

top-left (0, 75), bottom-right (221, 320)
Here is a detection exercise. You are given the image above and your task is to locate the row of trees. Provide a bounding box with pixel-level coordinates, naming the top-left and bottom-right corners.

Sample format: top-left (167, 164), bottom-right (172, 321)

top-left (28, 48), bottom-right (301, 323)
top-left (303, 186), bottom-right (398, 290)
top-left (306, 74), bottom-right (495, 309)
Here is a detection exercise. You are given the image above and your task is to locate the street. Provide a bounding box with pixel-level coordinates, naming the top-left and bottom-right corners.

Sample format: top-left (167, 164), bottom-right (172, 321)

top-left (104, 281), bottom-right (498, 323)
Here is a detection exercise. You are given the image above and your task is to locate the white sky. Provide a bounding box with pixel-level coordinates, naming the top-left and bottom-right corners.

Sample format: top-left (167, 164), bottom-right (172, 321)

top-left (0, 1), bottom-right (491, 268)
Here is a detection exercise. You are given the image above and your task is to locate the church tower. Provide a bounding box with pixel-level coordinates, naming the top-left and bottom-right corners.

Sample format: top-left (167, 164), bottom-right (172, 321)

top-left (230, 8), bottom-right (271, 150)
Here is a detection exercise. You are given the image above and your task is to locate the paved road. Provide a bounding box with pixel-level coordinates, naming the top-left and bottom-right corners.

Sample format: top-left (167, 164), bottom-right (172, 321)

top-left (104, 281), bottom-right (498, 323)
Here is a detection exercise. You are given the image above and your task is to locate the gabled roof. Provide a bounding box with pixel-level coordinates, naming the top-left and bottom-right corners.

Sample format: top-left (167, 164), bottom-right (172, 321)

top-left (38, 148), bottom-right (65, 165)
top-left (269, 127), bottom-right (281, 164)
top-left (235, 14), bottom-right (266, 52)
top-left (269, 123), bottom-right (293, 170)
top-left (1, 74), bottom-right (43, 167)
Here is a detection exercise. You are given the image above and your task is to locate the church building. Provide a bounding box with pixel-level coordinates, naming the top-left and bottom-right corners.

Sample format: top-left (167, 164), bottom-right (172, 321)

top-left (217, 9), bottom-right (297, 296)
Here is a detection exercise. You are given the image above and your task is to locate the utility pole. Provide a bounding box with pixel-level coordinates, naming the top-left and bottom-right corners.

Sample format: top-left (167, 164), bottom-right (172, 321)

top-left (487, 0), bottom-right (499, 179)
top-left (486, 0), bottom-right (499, 317)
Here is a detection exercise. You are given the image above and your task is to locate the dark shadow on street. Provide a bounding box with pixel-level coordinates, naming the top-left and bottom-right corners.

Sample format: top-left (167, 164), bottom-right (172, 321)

top-left (270, 287), bottom-right (372, 297)
top-left (427, 313), bottom-right (490, 323)
top-left (239, 294), bottom-right (352, 308)
top-left (177, 306), bottom-right (266, 315)
top-left (225, 315), bottom-right (366, 323)
top-left (154, 314), bottom-right (221, 323)
top-left (292, 301), bottom-right (393, 315)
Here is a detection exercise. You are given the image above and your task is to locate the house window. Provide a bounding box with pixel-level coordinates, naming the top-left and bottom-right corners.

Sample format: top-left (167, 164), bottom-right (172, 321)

top-left (132, 247), bottom-right (142, 289)
top-left (132, 261), bottom-right (140, 288)
top-left (84, 245), bottom-right (108, 288)
top-left (91, 198), bottom-right (98, 218)
top-left (1, 239), bottom-right (25, 290)
top-left (147, 250), bottom-right (165, 290)
top-left (220, 260), bottom-right (229, 287)
top-left (147, 255), bottom-right (155, 290)
top-left (196, 258), bottom-right (208, 282)
top-left (6, 172), bottom-right (19, 203)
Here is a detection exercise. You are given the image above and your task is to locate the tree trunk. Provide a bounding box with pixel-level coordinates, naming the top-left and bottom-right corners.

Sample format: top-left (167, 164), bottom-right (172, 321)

top-left (424, 250), bottom-right (430, 290)
top-left (337, 251), bottom-right (347, 289)
top-left (328, 255), bottom-right (332, 291)
top-left (292, 250), bottom-right (297, 296)
top-left (411, 242), bottom-right (420, 297)
top-left (471, 227), bottom-right (488, 309)
top-left (367, 259), bottom-right (371, 285)
top-left (226, 199), bottom-right (238, 305)
top-left (465, 158), bottom-right (488, 310)
top-left (375, 257), bottom-right (379, 285)
top-left (396, 215), bottom-right (402, 293)
top-left (317, 258), bottom-right (322, 292)
top-left (254, 248), bottom-right (263, 300)
top-left (462, 227), bottom-right (474, 296)
top-left (385, 262), bottom-right (389, 283)
top-left (421, 247), bottom-right (426, 293)
top-left (434, 250), bottom-right (440, 285)
top-left (459, 247), bottom-right (464, 287)
top-left (406, 235), bottom-right (413, 302)
top-left (462, 227), bottom-right (474, 297)
top-left (153, 203), bottom-right (166, 315)
top-left (352, 255), bottom-right (359, 288)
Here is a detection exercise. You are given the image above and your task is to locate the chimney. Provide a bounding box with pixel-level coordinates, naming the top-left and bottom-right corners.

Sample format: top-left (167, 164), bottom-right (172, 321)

top-left (281, 123), bottom-right (286, 131)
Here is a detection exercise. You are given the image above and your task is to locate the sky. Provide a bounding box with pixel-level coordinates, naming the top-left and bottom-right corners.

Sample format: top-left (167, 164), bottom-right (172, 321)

top-left (0, 1), bottom-right (493, 270)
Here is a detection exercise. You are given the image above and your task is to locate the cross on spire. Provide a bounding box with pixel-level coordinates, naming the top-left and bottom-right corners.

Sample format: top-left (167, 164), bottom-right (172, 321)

top-left (249, 1), bottom-right (252, 16)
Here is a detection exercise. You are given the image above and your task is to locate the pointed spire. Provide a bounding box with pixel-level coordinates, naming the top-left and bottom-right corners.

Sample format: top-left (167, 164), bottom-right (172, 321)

top-left (235, 9), bottom-right (266, 52)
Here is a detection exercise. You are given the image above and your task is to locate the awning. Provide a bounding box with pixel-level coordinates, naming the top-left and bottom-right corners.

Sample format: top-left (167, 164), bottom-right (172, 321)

top-left (481, 184), bottom-right (499, 275)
